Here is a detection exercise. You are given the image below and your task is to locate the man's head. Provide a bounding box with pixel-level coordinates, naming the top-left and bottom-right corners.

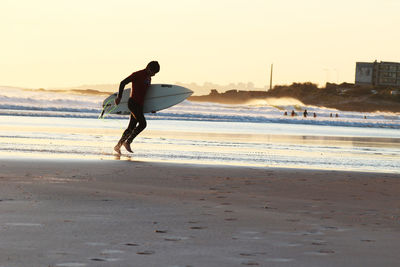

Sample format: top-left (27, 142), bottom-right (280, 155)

top-left (146, 61), bottom-right (160, 76)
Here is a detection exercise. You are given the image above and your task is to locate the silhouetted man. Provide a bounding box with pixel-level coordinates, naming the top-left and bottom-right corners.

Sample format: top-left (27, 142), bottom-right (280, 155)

top-left (114, 61), bottom-right (160, 154)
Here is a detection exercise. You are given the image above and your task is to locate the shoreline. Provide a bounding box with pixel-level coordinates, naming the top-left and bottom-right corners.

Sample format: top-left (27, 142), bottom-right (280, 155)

top-left (1, 159), bottom-right (399, 266)
top-left (2, 153), bottom-right (400, 175)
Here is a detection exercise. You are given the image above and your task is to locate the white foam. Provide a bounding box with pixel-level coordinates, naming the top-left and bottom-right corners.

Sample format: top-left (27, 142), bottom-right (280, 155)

top-left (1, 86), bottom-right (399, 129)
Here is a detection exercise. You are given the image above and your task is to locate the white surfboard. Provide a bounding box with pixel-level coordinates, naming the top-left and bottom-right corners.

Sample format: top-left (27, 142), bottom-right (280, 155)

top-left (100, 84), bottom-right (193, 117)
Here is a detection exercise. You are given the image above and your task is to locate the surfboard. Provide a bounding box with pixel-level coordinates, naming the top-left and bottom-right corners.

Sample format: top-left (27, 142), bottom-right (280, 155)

top-left (100, 84), bottom-right (193, 118)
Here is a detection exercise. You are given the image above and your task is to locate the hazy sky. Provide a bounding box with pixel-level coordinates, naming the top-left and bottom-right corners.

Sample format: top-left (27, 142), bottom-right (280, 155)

top-left (1, 0), bottom-right (399, 89)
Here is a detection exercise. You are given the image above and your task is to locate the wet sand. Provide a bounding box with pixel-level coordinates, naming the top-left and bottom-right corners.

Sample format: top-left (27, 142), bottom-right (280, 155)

top-left (0, 159), bottom-right (399, 266)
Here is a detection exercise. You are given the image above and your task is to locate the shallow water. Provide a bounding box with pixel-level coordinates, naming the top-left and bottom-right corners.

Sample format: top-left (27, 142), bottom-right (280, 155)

top-left (1, 115), bottom-right (399, 173)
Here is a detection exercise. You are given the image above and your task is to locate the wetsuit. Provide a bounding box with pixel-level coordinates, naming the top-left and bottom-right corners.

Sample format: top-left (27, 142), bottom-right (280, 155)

top-left (117, 69), bottom-right (151, 145)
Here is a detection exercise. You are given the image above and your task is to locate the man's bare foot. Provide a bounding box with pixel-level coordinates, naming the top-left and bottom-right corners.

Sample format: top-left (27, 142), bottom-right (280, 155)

top-left (114, 144), bottom-right (122, 154)
top-left (123, 142), bottom-right (133, 153)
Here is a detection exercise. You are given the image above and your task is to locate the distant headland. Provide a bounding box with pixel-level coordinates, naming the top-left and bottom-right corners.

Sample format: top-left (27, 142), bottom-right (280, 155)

top-left (29, 81), bottom-right (400, 113)
top-left (188, 82), bottom-right (400, 113)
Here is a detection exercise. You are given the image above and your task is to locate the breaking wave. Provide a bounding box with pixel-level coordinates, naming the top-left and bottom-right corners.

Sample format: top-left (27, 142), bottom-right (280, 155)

top-left (0, 86), bottom-right (399, 129)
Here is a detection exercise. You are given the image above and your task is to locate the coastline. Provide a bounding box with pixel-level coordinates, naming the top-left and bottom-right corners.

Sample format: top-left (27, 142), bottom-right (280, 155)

top-left (188, 83), bottom-right (400, 113)
top-left (1, 159), bottom-right (399, 266)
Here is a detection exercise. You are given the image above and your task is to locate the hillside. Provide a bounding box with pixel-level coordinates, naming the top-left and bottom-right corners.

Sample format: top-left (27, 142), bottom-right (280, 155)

top-left (188, 82), bottom-right (400, 113)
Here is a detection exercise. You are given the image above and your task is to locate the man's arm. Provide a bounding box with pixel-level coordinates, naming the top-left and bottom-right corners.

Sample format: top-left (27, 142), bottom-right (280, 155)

top-left (115, 75), bottom-right (131, 105)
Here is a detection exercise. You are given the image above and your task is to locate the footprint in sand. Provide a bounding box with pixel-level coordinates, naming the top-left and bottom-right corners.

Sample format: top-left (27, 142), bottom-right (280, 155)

top-left (164, 237), bottom-right (182, 241)
top-left (361, 239), bottom-right (376, 243)
top-left (164, 236), bottom-right (189, 242)
top-left (300, 229), bottom-right (325, 236)
top-left (56, 263), bottom-right (87, 267)
top-left (240, 253), bottom-right (258, 257)
top-left (265, 258), bottom-right (294, 262)
top-left (0, 198), bottom-right (14, 202)
top-left (190, 226), bottom-right (207, 230)
top-left (286, 218), bottom-right (301, 222)
top-left (241, 261), bottom-right (260, 266)
top-left (125, 243), bottom-right (139, 246)
top-left (137, 250), bottom-right (155, 255)
top-left (318, 249), bottom-right (335, 255)
top-left (311, 241), bottom-right (328, 246)
top-left (91, 258), bottom-right (106, 262)
top-left (305, 249), bottom-right (335, 255)
top-left (200, 212), bottom-right (214, 216)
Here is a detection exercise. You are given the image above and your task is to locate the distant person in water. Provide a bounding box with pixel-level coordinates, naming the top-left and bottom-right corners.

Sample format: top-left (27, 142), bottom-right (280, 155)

top-left (303, 109), bottom-right (308, 118)
top-left (114, 61), bottom-right (160, 154)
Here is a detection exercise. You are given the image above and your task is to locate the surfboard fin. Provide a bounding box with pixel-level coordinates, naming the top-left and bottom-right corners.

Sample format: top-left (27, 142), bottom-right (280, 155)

top-left (99, 108), bottom-right (106, 119)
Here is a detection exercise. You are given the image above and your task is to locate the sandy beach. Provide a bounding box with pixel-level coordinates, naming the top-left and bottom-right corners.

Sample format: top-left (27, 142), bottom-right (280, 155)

top-left (2, 1), bottom-right (400, 267)
top-left (0, 159), bottom-right (399, 267)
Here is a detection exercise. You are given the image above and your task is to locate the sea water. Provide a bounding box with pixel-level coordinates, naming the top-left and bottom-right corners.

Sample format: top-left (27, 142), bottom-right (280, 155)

top-left (0, 86), bottom-right (399, 173)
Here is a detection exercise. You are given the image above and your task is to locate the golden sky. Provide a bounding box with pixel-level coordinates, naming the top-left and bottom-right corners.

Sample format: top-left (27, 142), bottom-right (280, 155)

top-left (1, 0), bottom-right (399, 89)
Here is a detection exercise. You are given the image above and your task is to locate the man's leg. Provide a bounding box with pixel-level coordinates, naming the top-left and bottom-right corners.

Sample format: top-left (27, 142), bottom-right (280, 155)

top-left (114, 113), bottom-right (137, 154)
top-left (125, 102), bottom-right (147, 151)
top-left (126, 113), bottom-right (146, 144)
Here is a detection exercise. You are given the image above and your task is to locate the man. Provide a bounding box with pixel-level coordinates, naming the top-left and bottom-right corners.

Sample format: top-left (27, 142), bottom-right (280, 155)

top-left (114, 61), bottom-right (160, 154)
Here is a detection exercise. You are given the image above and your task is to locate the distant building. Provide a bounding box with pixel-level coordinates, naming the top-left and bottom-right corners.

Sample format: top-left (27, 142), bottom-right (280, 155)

top-left (355, 61), bottom-right (400, 87)
top-left (355, 62), bottom-right (374, 85)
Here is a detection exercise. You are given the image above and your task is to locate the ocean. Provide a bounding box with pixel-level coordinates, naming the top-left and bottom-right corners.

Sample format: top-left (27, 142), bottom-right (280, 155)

top-left (1, 86), bottom-right (399, 173)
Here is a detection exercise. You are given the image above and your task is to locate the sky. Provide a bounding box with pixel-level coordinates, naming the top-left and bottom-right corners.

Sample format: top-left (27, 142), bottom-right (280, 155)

top-left (1, 0), bottom-right (400, 90)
